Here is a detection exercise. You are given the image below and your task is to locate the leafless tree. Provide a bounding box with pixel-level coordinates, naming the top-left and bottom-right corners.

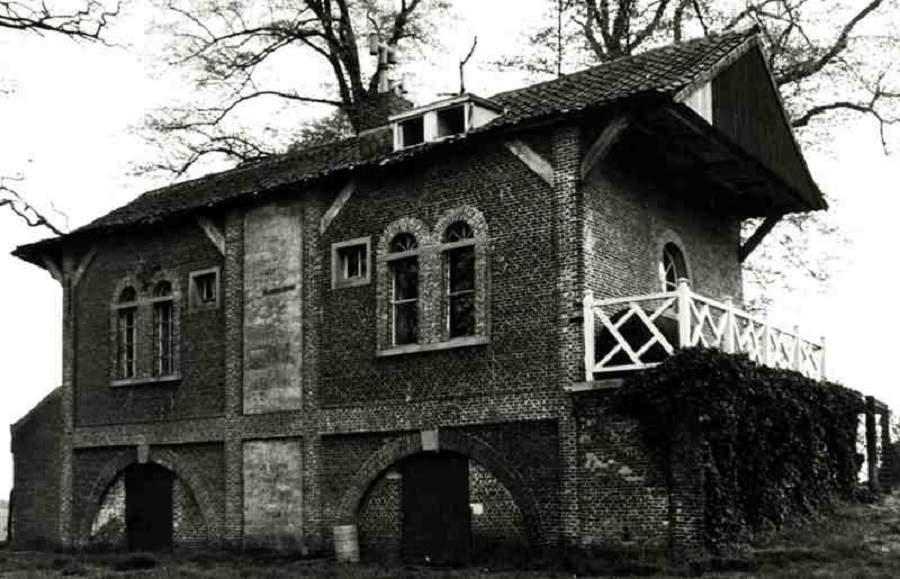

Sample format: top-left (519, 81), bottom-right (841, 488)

top-left (1, 1), bottom-right (118, 236)
top-left (140, 0), bottom-right (449, 177)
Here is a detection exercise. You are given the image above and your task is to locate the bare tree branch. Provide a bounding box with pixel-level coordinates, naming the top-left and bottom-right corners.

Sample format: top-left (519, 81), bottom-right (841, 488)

top-left (0, 1), bottom-right (119, 42)
top-left (0, 176), bottom-right (66, 236)
top-left (141, 0), bottom-right (446, 178)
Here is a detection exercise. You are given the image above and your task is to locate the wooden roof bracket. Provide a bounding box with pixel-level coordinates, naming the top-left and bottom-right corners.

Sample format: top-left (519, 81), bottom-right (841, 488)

top-left (504, 139), bottom-right (554, 186)
top-left (320, 178), bottom-right (357, 234)
top-left (581, 115), bottom-right (630, 181)
top-left (197, 217), bottom-right (225, 256)
top-left (739, 214), bottom-right (782, 263)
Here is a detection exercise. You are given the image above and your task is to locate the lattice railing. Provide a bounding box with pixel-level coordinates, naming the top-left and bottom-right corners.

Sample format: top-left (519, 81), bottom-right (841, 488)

top-left (583, 280), bottom-right (826, 381)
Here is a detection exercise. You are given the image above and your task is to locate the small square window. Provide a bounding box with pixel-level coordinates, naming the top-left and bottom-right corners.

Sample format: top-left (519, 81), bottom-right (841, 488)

top-left (332, 237), bottom-right (371, 289)
top-left (189, 268), bottom-right (220, 310)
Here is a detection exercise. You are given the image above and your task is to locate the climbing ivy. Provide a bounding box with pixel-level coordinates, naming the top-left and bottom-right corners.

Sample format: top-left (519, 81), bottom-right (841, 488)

top-left (610, 348), bottom-right (864, 550)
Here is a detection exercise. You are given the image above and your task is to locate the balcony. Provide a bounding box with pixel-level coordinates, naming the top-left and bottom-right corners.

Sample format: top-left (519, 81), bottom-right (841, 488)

top-left (582, 280), bottom-right (826, 383)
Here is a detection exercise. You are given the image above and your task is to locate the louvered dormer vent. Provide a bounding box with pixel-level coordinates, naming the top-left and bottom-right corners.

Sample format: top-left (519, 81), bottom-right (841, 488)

top-left (390, 94), bottom-right (504, 151)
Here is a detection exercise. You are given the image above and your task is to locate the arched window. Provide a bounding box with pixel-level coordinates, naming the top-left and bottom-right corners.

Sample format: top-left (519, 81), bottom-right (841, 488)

top-left (153, 281), bottom-right (175, 377)
top-left (116, 287), bottom-right (138, 379)
top-left (660, 243), bottom-right (688, 292)
top-left (443, 221), bottom-right (476, 337)
top-left (390, 233), bottom-right (419, 345)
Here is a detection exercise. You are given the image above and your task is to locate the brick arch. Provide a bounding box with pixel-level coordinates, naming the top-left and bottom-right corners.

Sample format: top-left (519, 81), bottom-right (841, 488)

top-left (432, 205), bottom-right (489, 242)
top-left (77, 448), bottom-right (220, 547)
top-left (336, 431), bottom-right (548, 545)
top-left (377, 217), bottom-right (434, 254)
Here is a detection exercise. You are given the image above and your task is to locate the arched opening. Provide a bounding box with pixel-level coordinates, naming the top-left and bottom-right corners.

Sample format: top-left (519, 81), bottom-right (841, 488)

top-left (89, 462), bottom-right (208, 551)
top-left (356, 450), bottom-right (529, 566)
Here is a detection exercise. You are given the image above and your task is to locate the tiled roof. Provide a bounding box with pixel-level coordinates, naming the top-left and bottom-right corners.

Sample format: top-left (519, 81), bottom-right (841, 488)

top-left (19, 29), bottom-right (757, 250)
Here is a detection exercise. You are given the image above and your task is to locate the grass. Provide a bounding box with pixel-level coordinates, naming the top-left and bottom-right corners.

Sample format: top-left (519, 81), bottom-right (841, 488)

top-left (2, 493), bottom-right (900, 577)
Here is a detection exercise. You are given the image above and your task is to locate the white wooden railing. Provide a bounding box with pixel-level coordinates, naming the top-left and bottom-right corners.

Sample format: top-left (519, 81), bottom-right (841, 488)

top-left (583, 279), bottom-right (826, 381)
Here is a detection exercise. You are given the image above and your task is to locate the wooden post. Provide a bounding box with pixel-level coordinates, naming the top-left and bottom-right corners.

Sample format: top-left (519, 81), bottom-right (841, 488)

top-left (677, 279), bottom-right (691, 348)
top-left (761, 314), bottom-right (771, 367)
top-left (819, 336), bottom-right (827, 381)
top-left (583, 291), bottom-right (595, 382)
top-left (723, 296), bottom-right (736, 353)
top-left (792, 325), bottom-right (802, 371)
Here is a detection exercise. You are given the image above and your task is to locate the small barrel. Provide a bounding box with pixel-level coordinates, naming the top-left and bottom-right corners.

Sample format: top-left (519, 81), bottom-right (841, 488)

top-left (333, 524), bottom-right (359, 563)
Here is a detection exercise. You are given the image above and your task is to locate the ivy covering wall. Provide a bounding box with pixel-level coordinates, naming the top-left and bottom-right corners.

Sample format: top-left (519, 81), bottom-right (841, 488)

top-left (611, 348), bottom-right (865, 550)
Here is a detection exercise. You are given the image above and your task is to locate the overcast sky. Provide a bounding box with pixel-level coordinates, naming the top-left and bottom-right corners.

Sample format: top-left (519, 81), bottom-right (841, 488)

top-left (1, 1), bottom-right (898, 500)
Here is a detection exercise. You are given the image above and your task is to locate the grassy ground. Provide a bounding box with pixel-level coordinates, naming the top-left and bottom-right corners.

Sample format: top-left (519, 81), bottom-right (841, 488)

top-left (2, 494), bottom-right (900, 578)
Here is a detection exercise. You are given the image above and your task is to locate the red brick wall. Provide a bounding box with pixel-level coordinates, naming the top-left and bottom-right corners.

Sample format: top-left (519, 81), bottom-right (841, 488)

top-left (73, 222), bottom-right (225, 426)
top-left (584, 136), bottom-right (743, 302)
top-left (321, 134), bottom-right (560, 407)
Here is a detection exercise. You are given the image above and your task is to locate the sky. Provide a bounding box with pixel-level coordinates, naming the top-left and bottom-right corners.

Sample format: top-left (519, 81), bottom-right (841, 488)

top-left (0, 1), bottom-right (898, 500)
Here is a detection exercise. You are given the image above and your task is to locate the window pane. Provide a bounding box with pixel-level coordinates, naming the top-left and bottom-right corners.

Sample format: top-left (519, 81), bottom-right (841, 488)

top-left (449, 294), bottom-right (475, 338)
top-left (119, 308), bottom-right (136, 378)
top-left (448, 247), bottom-right (475, 292)
top-left (156, 301), bottom-right (173, 376)
top-left (394, 302), bottom-right (418, 345)
top-left (393, 258), bottom-right (418, 300)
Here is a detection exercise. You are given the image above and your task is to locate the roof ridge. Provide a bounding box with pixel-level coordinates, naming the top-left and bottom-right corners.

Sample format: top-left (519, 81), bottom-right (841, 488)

top-left (489, 28), bottom-right (754, 102)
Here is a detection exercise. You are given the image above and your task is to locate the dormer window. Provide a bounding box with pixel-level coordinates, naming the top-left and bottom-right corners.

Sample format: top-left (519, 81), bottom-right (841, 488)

top-left (436, 106), bottom-right (466, 138)
top-left (400, 116), bottom-right (425, 147)
top-left (391, 94), bottom-right (503, 151)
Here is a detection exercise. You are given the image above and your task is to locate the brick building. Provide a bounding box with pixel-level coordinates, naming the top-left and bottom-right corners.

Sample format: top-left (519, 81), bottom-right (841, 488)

top-left (8, 29), bottom-right (827, 561)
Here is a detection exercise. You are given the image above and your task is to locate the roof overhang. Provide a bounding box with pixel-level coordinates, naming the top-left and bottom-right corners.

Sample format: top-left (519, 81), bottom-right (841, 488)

top-left (625, 103), bottom-right (826, 217)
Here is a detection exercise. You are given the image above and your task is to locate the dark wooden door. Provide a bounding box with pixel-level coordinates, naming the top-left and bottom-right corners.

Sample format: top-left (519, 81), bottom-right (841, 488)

top-left (401, 452), bottom-right (471, 566)
top-left (125, 464), bottom-right (174, 551)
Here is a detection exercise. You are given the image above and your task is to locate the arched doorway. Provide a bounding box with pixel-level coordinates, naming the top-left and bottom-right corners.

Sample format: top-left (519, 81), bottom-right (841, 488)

top-left (125, 463), bottom-right (174, 551)
top-left (356, 450), bottom-right (530, 565)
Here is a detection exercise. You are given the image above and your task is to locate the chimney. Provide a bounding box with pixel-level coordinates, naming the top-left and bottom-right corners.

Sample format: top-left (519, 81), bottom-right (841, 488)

top-left (346, 90), bottom-right (415, 134)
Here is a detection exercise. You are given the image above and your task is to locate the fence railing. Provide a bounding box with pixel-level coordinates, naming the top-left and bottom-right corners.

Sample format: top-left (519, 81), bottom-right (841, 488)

top-left (582, 279), bottom-right (826, 381)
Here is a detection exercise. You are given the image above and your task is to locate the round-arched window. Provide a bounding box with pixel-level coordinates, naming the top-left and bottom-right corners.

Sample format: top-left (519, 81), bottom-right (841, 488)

top-left (118, 287), bottom-right (137, 303)
top-left (660, 243), bottom-right (688, 292)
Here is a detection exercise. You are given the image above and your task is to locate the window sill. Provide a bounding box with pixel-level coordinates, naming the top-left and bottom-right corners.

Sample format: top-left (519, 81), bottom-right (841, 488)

top-left (109, 375), bottom-right (182, 388)
top-left (377, 336), bottom-right (489, 358)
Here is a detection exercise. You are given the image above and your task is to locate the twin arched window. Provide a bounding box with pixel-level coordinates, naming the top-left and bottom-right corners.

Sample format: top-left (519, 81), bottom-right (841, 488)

top-left (383, 215), bottom-right (483, 350)
top-left (112, 279), bottom-right (178, 382)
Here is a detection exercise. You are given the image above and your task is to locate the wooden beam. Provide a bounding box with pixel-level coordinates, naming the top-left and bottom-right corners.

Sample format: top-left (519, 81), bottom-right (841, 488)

top-left (320, 179), bottom-right (356, 234)
top-left (580, 115), bottom-right (629, 180)
top-left (197, 217), bottom-right (225, 256)
top-left (739, 215), bottom-right (781, 263)
top-left (42, 255), bottom-right (64, 284)
top-left (504, 139), bottom-right (554, 186)
top-left (71, 244), bottom-right (98, 288)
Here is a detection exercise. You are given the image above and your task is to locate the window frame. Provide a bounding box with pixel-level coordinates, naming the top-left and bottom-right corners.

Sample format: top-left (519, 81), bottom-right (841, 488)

top-left (151, 281), bottom-right (176, 378)
top-left (442, 223), bottom-right (478, 339)
top-left (331, 237), bottom-right (372, 289)
top-left (117, 303), bottom-right (137, 379)
top-left (386, 233), bottom-right (420, 346)
top-left (659, 242), bottom-right (689, 292)
top-left (189, 267), bottom-right (221, 311)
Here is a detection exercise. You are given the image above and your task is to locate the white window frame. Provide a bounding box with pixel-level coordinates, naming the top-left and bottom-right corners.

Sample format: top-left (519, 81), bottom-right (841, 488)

top-left (331, 237), bottom-right (372, 289)
top-left (189, 267), bottom-right (221, 311)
